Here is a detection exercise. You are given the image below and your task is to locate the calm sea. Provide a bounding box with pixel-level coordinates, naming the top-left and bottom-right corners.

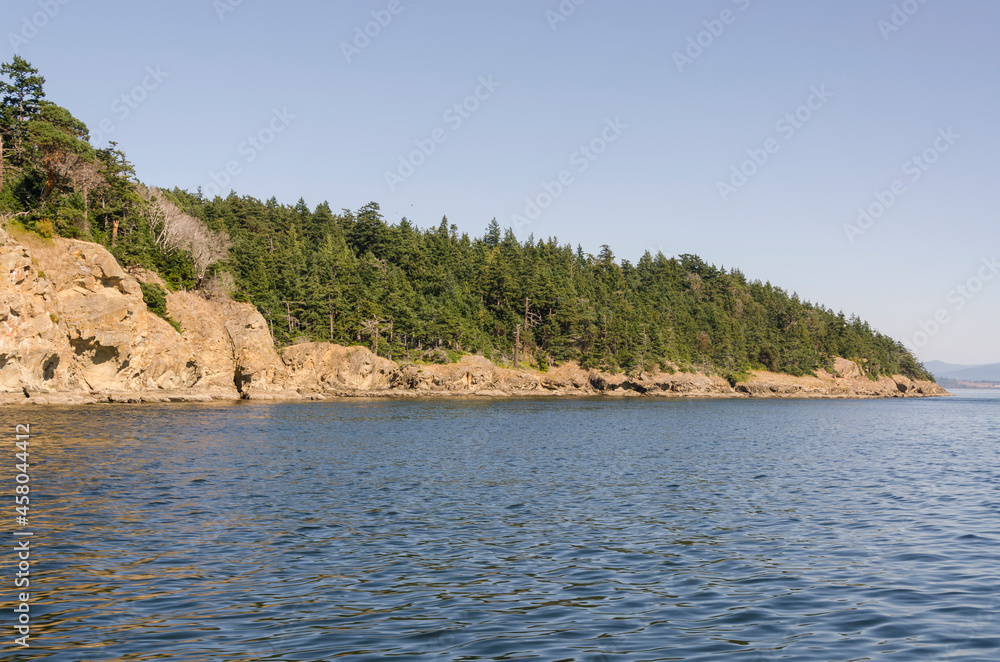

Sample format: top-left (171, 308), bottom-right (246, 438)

top-left (5, 390), bottom-right (1000, 661)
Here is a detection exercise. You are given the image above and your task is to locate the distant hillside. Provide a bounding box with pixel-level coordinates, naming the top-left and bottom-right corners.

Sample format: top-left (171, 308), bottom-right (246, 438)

top-left (928, 361), bottom-right (1000, 382)
top-left (924, 360), bottom-right (970, 375)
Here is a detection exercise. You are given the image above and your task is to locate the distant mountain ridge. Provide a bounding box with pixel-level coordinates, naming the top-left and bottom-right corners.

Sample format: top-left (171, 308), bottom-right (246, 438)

top-left (926, 361), bottom-right (1000, 382)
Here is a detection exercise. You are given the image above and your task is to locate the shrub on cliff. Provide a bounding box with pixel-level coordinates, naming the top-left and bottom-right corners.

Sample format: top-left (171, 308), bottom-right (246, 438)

top-left (140, 282), bottom-right (181, 333)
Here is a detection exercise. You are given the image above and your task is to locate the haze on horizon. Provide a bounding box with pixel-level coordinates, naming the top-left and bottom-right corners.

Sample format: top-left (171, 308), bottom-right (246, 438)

top-left (4, 0), bottom-right (997, 365)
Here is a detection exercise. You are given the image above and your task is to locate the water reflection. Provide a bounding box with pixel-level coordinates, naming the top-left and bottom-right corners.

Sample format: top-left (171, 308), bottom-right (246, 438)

top-left (6, 393), bottom-right (1000, 660)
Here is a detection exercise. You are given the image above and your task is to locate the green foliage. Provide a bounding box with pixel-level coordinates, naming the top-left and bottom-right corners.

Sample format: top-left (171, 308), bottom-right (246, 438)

top-left (34, 218), bottom-right (54, 238)
top-left (1, 55), bottom-right (46, 172)
top-left (725, 368), bottom-right (754, 387)
top-left (152, 190), bottom-right (931, 379)
top-left (140, 282), bottom-right (181, 332)
top-left (415, 348), bottom-right (464, 364)
top-left (1, 58), bottom-right (199, 293)
top-left (140, 281), bottom-right (168, 316)
top-left (160, 195), bottom-right (896, 376)
top-left (536, 352), bottom-right (549, 372)
top-left (0, 57), bottom-right (934, 383)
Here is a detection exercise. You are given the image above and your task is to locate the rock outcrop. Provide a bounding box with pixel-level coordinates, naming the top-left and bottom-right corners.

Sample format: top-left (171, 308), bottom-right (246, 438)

top-left (733, 365), bottom-right (948, 398)
top-left (280, 342), bottom-right (396, 393)
top-left (1, 229), bottom-right (78, 395)
top-left (0, 225), bottom-right (950, 405)
top-left (0, 225), bottom-right (293, 404)
top-left (274, 348), bottom-right (947, 400)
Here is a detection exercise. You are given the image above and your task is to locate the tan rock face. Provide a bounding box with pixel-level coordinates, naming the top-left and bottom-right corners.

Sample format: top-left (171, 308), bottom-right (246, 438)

top-left (737, 362), bottom-right (949, 399)
top-left (832, 357), bottom-right (863, 380)
top-left (163, 293), bottom-right (290, 396)
top-left (219, 300), bottom-right (290, 395)
top-left (38, 238), bottom-right (197, 392)
top-left (0, 229), bottom-right (78, 393)
top-left (0, 226), bottom-right (289, 400)
top-left (281, 343), bottom-right (396, 391)
top-left (401, 357), bottom-right (541, 393)
top-left (166, 291), bottom-right (235, 390)
top-left (49, 242), bottom-right (191, 391)
top-left (392, 355), bottom-right (524, 392)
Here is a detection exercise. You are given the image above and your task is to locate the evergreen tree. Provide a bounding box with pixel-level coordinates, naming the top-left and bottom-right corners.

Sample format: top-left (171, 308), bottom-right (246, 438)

top-left (0, 55), bottom-right (46, 178)
top-left (0, 56), bottom-right (935, 384)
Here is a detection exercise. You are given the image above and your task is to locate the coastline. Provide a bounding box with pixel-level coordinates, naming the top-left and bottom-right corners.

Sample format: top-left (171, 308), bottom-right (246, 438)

top-left (1, 354), bottom-right (950, 406)
top-left (1, 226), bottom-right (949, 406)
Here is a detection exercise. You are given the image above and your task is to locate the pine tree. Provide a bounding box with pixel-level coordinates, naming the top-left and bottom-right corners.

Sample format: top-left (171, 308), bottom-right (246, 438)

top-left (0, 55), bottom-right (46, 179)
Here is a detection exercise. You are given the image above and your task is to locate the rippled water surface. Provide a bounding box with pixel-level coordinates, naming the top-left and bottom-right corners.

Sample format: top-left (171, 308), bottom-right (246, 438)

top-left (7, 390), bottom-right (1000, 660)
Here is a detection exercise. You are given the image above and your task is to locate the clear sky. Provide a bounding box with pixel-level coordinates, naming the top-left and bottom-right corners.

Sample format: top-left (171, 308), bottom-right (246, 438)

top-left (4, 0), bottom-right (998, 365)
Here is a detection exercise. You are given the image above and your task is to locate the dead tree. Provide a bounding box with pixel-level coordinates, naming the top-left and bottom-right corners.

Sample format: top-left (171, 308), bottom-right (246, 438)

top-left (327, 295), bottom-right (335, 341)
top-left (361, 316), bottom-right (387, 356)
top-left (282, 301), bottom-right (306, 335)
top-left (638, 324), bottom-right (649, 373)
top-left (146, 188), bottom-right (232, 287)
top-left (514, 297), bottom-right (542, 368)
top-left (514, 323), bottom-right (521, 369)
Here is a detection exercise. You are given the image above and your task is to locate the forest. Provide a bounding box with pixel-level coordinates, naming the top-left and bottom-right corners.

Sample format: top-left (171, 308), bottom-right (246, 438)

top-left (0, 57), bottom-right (933, 382)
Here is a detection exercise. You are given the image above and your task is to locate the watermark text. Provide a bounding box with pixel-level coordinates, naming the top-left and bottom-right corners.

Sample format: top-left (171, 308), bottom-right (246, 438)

top-left (717, 84), bottom-right (832, 201)
top-left (512, 117), bottom-right (628, 231)
top-left (844, 127), bottom-right (958, 243)
top-left (385, 76), bottom-right (501, 192)
top-left (11, 424), bottom-right (32, 648)
top-left (200, 107), bottom-right (295, 199)
top-left (8, 0), bottom-right (72, 52)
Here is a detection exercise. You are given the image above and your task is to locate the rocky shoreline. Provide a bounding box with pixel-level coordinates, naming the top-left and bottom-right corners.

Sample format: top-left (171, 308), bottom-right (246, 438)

top-left (1, 225), bottom-right (949, 406)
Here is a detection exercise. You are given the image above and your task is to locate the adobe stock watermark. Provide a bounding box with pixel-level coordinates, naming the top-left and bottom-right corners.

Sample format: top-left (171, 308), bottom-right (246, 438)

top-left (673, 0), bottom-right (751, 73)
top-left (12, 424), bottom-right (32, 649)
top-left (341, 0), bottom-right (414, 63)
top-left (716, 84), bottom-right (833, 202)
top-left (89, 66), bottom-right (169, 146)
top-left (749, 618), bottom-right (806, 662)
top-left (384, 75), bottom-right (501, 193)
top-left (843, 127), bottom-right (958, 244)
top-left (546, 0), bottom-right (586, 31)
top-left (511, 117), bottom-right (628, 231)
top-left (8, 0), bottom-right (72, 52)
top-left (933, 590), bottom-right (1000, 661)
top-left (213, 0), bottom-right (244, 21)
top-left (908, 256), bottom-right (999, 350)
top-left (200, 107), bottom-right (295, 199)
top-left (878, 0), bottom-right (932, 41)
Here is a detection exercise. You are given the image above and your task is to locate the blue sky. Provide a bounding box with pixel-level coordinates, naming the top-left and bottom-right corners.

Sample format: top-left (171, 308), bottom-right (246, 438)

top-left (4, 0), bottom-right (998, 364)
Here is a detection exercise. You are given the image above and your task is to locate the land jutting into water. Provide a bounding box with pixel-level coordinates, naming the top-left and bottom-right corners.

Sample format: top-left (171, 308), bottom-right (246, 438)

top-left (0, 225), bottom-right (948, 405)
top-left (0, 57), bottom-right (949, 404)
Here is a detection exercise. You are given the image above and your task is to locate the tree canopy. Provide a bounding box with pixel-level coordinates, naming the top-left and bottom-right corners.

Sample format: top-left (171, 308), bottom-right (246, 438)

top-left (0, 57), bottom-right (933, 382)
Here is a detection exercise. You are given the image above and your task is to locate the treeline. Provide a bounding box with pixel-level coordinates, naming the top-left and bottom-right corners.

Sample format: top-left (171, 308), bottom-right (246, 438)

top-left (0, 56), bottom-right (193, 287)
top-left (161, 190), bottom-right (929, 381)
top-left (0, 57), bottom-right (932, 381)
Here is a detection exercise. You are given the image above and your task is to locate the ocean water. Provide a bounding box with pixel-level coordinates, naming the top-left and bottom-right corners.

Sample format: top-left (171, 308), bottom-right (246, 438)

top-left (6, 390), bottom-right (1000, 661)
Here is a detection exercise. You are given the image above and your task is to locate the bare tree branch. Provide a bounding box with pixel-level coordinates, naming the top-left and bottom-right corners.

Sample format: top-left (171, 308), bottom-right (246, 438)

top-left (144, 187), bottom-right (233, 287)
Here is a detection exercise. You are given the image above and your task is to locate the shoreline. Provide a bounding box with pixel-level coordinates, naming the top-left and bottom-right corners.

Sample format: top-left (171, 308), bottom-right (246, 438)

top-left (0, 392), bottom-right (954, 406)
top-left (1, 227), bottom-right (949, 407)
top-left (1, 372), bottom-right (951, 407)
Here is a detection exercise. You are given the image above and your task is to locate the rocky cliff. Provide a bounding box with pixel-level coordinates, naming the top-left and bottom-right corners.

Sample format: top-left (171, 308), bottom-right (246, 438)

top-left (0, 224), bottom-right (293, 404)
top-left (0, 225), bottom-right (949, 405)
